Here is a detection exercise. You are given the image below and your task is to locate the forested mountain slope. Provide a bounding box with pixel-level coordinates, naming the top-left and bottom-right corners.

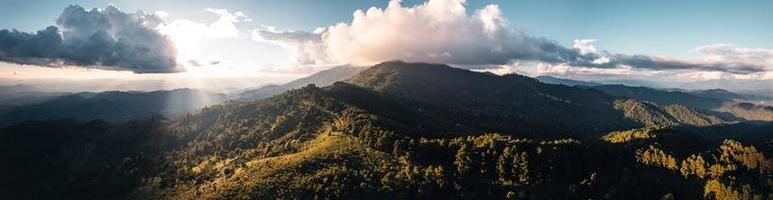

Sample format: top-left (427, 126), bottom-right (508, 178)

top-left (1, 61), bottom-right (769, 200)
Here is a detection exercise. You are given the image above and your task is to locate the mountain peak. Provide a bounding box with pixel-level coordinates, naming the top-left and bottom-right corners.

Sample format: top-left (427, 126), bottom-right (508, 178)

top-left (346, 61), bottom-right (506, 93)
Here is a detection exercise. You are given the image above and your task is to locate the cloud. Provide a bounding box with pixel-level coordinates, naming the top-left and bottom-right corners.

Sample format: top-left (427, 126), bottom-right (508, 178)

top-left (154, 10), bottom-right (169, 18)
top-left (159, 8), bottom-right (248, 40)
top-left (187, 59), bottom-right (221, 67)
top-left (252, 26), bottom-right (326, 65)
top-left (202, 8), bottom-right (248, 38)
top-left (694, 44), bottom-right (773, 67)
top-left (0, 5), bottom-right (180, 73)
top-left (256, 0), bottom-right (552, 67)
top-left (573, 39), bottom-right (597, 55)
top-left (256, 0), bottom-right (770, 75)
top-left (157, 8), bottom-right (248, 67)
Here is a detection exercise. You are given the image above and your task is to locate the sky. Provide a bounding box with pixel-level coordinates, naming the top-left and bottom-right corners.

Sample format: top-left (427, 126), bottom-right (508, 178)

top-left (0, 0), bottom-right (771, 92)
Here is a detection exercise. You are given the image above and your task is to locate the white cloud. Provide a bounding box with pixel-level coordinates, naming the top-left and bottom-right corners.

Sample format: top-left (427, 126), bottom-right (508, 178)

top-left (255, 0), bottom-right (772, 79)
top-left (694, 44), bottom-right (773, 70)
top-left (573, 39), bottom-right (597, 55)
top-left (159, 8), bottom-right (248, 40)
top-left (203, 8), bottom-right (249, 38)
top-left (250, 25), bottom-right (326, 65)
top-left (255, 0), bottom-right (584, 67)
top-left (154, 10), bottom-right (169, 18)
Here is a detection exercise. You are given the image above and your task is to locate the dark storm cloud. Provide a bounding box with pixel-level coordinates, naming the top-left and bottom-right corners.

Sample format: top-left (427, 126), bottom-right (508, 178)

top-left (0, 5), bottom-right (181, 73)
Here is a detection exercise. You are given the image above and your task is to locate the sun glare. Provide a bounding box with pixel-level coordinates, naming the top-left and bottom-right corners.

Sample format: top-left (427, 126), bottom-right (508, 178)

top-left (163, 30), bottom-right (201, 65)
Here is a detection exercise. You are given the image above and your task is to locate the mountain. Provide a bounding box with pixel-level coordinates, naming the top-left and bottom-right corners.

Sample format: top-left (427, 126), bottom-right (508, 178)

top-left (1, 61), bottom-right (769, 200)
top-left (236, 65), bottom-right (365, 100)
top-left (612, 99), bottom-right (724, 127)
top-left (0, 89), bottom-right (225, 126)
top-left (0, 84), bottom-right (69, 113)
top-left (719, 101), bottom-right (773, 121)
top-left (689, 88), bottom-right (747, 101)
top-left (534, 75), bottom-right (773, 121)
top-left (535, 75), bottom-right (602, 86)
top-left (586, 84), bottom-right (773, 122)
top-left (588, 84), bottom-right (725, 111)
top-left (535, 76), bottom-right (729, 111)
top-left (344, 62), bottom-right (724, 136)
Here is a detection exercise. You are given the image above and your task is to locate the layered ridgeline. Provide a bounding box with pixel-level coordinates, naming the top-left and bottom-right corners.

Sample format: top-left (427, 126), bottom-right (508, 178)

top-left (536, 75), bottom-right (773, 121)
top-left (1, 62), bottom-right (770, 199)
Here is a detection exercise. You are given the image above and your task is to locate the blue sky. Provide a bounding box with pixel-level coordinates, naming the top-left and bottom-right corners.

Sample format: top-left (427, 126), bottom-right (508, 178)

top-left (3, 0), bottom-right (771, 57)
top-left (0, 0), bottom-right (771, 92)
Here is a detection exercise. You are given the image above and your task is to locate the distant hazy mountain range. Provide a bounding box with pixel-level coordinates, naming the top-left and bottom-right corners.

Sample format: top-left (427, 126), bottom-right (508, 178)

top-left (0, 66), bottom-right (365, 126)
top-left (536, 75), bottom-right (773, 121)
top-left (0, 89), bottom-right (225, 126)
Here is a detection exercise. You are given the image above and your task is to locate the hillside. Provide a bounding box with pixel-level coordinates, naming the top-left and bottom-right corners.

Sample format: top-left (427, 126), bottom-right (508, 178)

top-left (613, 99), bottom-right (724, 127)
top-left (0, 62), bottom-right (769, 199)
top-left (589, 84), bottom-right (725, 111)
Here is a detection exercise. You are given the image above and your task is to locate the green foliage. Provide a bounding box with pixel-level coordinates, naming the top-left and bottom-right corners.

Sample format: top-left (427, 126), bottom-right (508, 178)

top-left (680, 154), bottom-right (707, 178)
top-left (602, 126), bottom-right (659, 143)
top-left (704, 179), bottom-right (762, 200)
top-left (613, 99), bottom-right (724, 127)
top-left (717, 140), bottom-right (770, 173)
top-left (636, 145), bottom-right (679, 171)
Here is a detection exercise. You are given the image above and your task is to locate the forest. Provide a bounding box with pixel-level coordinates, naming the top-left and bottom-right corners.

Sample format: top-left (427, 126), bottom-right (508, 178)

top-left (0, 62), bottom-right (771, 199)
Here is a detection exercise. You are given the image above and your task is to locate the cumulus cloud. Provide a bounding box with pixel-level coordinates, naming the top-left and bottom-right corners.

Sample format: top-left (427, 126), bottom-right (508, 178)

top-left (158, 8), bottom-right (248, 40)
top-left (256, 0), bottom-right (771, 75)
top-left (573, 39), bottom-right (597, 55)
top-left (256, 0), bottom-right (554, 67)
top-left (0, 5), bottom-right (180, 73)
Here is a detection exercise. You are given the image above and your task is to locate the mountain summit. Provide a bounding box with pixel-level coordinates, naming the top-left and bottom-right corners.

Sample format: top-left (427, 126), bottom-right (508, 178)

top-left (344, 61), bottom-right (722, 137)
